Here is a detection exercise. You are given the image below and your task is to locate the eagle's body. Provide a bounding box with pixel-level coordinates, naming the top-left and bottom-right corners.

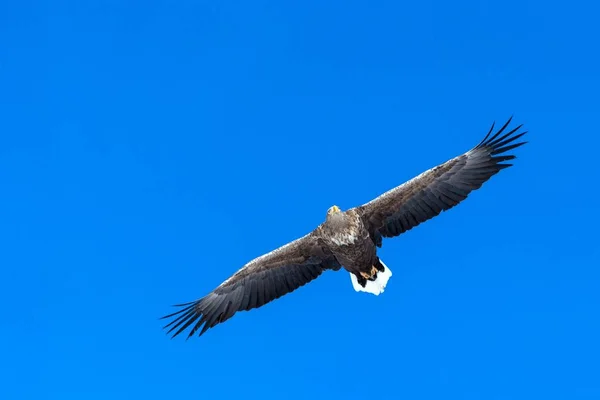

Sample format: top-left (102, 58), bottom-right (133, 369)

top-left (319, 208), bottom-right (374, 271)
top-left (162, 117), bottom-right (528, 339)
top-left (318, 207), bottom-right (387, 292)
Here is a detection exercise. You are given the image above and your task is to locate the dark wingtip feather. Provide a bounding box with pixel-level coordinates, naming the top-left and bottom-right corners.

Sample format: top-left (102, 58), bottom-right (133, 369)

top-left (475, 116), bottom-right (527, 157)
top-left (491, 141), bottom-right (526, 155)
top-left (160, 290), bottom-right (240, 340)
top-left (160, 302), bottom-right (194, 320)
top-left (476, 120), bottom-right (496, 147)
top-left (160, 298), bottom-right (209, 339)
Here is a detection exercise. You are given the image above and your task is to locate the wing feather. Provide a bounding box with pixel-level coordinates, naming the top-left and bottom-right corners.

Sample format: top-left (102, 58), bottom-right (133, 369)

top-left (161, 231), bottom-right (340, 339)
top-left (356, 117), bottom-right (527, 242)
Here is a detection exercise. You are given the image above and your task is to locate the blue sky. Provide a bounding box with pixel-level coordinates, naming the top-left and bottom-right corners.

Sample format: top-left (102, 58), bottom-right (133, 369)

top-left (2, 0), bottom-right (599, 399)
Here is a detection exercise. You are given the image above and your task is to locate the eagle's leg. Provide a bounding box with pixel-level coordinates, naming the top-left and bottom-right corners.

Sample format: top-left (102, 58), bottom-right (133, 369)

top-left (360, 266), bottom-right (379, 281)
top-left (355, 274), bottom-right (367, 288)
top-left (349, 259), bottom-right (392, 295)
top-left (375, 258), bottom-right (385, 273)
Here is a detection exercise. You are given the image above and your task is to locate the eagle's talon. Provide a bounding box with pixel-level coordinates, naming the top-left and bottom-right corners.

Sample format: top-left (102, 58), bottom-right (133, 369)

top-left (356, 274), bottom-right (368, 288)
top-left (360, 266), bottom-right (379, 281)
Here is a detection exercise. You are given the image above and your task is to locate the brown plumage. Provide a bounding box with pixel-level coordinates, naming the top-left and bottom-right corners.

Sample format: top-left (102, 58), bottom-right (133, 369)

top-left (161, 116), bottom-right (527, 339)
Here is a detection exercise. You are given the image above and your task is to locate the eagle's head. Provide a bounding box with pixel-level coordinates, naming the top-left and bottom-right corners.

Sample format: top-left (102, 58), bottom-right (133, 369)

top-left (324, 205), bottom-right (356, 236)
top-left (326, 205), bottom-right (342, 219)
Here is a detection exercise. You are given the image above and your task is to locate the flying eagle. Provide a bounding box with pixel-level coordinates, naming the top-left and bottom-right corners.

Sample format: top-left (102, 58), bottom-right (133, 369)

top-left (162, 117), bottom-right (527, 339)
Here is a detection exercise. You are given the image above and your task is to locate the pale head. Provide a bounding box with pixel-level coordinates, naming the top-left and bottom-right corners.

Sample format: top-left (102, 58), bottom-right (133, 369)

top-left (326, 205), bottom-right (342, 219)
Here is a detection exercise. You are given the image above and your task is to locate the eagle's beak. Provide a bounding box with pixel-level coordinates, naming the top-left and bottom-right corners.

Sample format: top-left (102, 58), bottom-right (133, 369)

top-left (332, 205), bottom-right (340, 213)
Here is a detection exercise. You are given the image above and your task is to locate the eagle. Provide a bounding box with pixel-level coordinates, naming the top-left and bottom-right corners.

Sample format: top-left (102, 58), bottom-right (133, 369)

top-left (162, 117), bottom-right (527, 339)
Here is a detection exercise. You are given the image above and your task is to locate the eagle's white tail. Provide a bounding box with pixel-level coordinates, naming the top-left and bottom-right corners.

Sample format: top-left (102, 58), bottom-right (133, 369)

top-left (349, 259), bottom-right (392, 295)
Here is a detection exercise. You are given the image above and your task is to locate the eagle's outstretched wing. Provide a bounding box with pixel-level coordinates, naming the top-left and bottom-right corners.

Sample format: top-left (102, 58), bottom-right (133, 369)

top-left (355, 117), bottom-right (527, 245)
top-left (161, 230), bottom-right (340, 339)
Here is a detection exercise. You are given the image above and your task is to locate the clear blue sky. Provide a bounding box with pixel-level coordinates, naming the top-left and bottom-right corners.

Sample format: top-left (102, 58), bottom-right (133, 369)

top-left (2, 1), bottom-right (599, 399)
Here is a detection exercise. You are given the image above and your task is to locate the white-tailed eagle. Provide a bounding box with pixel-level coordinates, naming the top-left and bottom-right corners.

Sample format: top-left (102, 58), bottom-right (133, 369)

top-left (161, 117), bottom-right (527, 339)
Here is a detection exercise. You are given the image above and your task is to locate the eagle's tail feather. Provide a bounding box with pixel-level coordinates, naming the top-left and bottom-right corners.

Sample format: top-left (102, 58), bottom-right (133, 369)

top-left (349, 258), bottom-right (392, 295)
